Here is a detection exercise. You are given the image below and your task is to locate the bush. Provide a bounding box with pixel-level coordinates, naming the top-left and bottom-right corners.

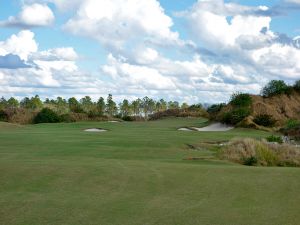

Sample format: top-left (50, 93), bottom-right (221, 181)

top-left (122, 116), bottom-right (134, 121)
top-left (285, 119), bottom-right (300, 129)
top-left (230, 93), bottom-right (252, 107)
top-left (220, 138), bottom-right (300, 167)
top-left (221, 108), bottom-right (250, 125)
top-left (253, 114), bottom-right (276, 127)
top-left (266, 135), bottom-right (283, 144)
top-left (0, 110), bottom-right (8, 122)
top-left (60, 114), bottom-right (75, 123)
top-left (34, 108), bottom-right (61, 124)
top-left (207, 103), bottom-right (225, 114)
top-left (261, 80), bottom-right (292, 97)
top-left (243, 156), bottom-right (258, 166)
top-left (293, 80), bottom-right (300, 92)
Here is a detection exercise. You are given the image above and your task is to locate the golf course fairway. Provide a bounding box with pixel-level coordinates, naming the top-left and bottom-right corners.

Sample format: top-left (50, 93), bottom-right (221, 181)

top-left (0, 118), bottom-right (299, 225)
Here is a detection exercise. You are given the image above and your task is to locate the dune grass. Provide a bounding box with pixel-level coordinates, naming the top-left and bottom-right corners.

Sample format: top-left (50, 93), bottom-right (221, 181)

top-left (0, 118), bottom-right (300, 225)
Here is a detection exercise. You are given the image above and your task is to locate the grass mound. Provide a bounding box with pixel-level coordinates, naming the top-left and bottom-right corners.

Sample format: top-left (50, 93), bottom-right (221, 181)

top-left (220, 138), bottom-right (300, 167)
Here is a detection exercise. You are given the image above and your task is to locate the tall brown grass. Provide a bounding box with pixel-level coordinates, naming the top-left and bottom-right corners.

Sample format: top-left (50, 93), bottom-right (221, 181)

top-left (220, 138), bottom-right (300, 167)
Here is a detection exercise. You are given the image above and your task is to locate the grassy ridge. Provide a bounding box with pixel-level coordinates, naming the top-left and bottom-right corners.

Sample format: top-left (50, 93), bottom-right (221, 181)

top-left (0, 118), bottom-right (299, 225)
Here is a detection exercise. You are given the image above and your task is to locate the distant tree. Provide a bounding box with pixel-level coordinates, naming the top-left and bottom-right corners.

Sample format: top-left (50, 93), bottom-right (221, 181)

top-left (68, 97), bottom-right (83, 113)
top-left (31, 95), bottom-right (43, 109)
top-left (44, 98), bottom-right (51, 104)
top-left (189, 104), bottom-right (204, 111)
top-left (293, 80), bottom-right (300, 92)
top-left (142, 96), bottom-right (155, 118)
top-left (96, 97), bottom-right (106, 116)
top-left (106, 94), bottom-right (117, 117)
top-left (261, 80), bottom-right (291, 97)
top-left (21, 95), bottom-right (43, 110)
top-left (159, 99), bottom-right (167, 111)
top-left (181, 102), bottom-right (189, 110)
top-left (207, 103), bottom-right (225, 114)
top-left (55, 97), bottom-right (68, 114)
top-left (20, 97), bottom-right (30, 109)
top-left (7, 97), bottom-right (19, 109)
top-left (80, 96), bottom-right (94, 113)
top-left (155, 101), bottom-right (162, 113)
top-left (131, 99), bottom-right (142, 116)
top-left (0, 97), bottom-right (7, 110)
top-left (168, 101), bottom-right (179, 110)
top-left (120, 99), bottom-right (131, 117)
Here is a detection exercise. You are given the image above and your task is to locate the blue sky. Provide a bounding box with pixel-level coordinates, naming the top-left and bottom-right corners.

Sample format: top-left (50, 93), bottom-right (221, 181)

top-left (0, 0), bottom-right (300, 103)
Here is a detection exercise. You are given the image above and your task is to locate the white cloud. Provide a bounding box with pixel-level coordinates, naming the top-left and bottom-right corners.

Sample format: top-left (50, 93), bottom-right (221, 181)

top-left (285, 0), bottom-right (300, 4)
top-left (180, 0), bottom-right (300, 82)
top-left (102, 54), bottom-right (176, 90)
top-left (0, 4), bottom-right (54, 27)
top-left (1, 0), bottom-right (300, 103)
top-left (0, 30), bottom-right (119, 100)
top-left (0, 30), bottom-right (38, 60)
top-left (64, 0), bottom-right (180, 49)
top-left (182, 1), bottom-right (273, 50)
top-left (32, 47), bottom-right (78, 61)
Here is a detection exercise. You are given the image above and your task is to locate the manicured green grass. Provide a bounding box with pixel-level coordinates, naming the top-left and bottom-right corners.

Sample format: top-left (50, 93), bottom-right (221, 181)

top-left (0, 118), bottom-right (299, 225)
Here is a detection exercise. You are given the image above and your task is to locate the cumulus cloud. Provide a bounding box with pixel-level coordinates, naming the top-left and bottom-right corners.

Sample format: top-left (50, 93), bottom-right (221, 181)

top-left (0, 4), bottom-right (54, 28)
top-left (32, 47), bottom-right (78, 61)
top-left (0, 30), bottom-right (110, 99)
top-left (179, 0), bottom-right (300, 81)
top-left (1, 0), bottom-right (300, 103)
top-left (63, 0), bottom-right (180, 49)
top-left (0, 30), bottom-right (38, 60)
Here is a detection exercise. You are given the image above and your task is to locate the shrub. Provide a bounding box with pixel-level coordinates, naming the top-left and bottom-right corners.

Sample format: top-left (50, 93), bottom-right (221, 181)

top-left (0, 110), bottom-right (8, 122)
top-left (253, 114), bottom-right (276, 127)
top-left (293, 80), bottom-right (300, 92)
top-left (285, 119), bottom-right (300, 129)
top-left (220, 138), bottom-right (300, 167)
top-left (230, 92), bottom-right (252, 107)
top-left (207, 103), bottom-right (226, 114)
top-left (266, 135), bottom-right (283, 144)
top-left (243, 156), bottom-right (258, 166)
top-left (60, 114), bottom-right (75, 123)
top-left (255, 142), bottom-right (278, 166)
top-left (122, 116), bottom-right (136, 121)
top-left (221, 108), bottom-right (250, 125)
top-left (261, 80), bottom-right (291, 97)
top-left (34, 108), bottom-right (61, 124)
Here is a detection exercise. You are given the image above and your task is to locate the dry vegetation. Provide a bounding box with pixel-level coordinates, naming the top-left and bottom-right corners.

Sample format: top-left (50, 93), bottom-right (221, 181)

top-left (220, 138), bottom-right (300, 167)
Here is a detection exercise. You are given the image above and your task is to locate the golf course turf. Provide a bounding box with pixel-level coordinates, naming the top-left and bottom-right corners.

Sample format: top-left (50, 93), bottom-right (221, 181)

top-left (0, 118), bottom-right (300, 225)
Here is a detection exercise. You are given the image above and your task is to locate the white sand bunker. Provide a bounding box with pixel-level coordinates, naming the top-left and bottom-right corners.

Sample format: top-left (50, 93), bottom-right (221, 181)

top-left (178, 128), bottom-right (193, 131)
top-left (108, 120), bottom-right (120, 123)
top-left (84, 128), bottom-right (107, 132)
top-left (193, 123), bottom-right (234, 132)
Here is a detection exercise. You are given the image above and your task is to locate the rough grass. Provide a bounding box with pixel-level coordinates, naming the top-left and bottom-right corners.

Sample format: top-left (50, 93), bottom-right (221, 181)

top-left (221, 138), bottom-right (300, 167)
top-left (1, 118), bottom-right (300, 225)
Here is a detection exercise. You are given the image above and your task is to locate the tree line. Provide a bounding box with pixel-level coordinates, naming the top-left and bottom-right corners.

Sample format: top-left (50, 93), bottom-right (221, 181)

top-left (0, 94), bottom-right (193, 121)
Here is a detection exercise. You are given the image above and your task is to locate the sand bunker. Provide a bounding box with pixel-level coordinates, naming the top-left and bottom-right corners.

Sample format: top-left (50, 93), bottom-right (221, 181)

top-left (178, 128), bottom-right (193, 131)
top-left (178, 123), bottom-right (234, 132)
top-left (84, 128), bottom-right (107, 132)
top-left (108, 120), bottom-right (120, 123)
top-left (193, 123), bottom-right (234, 132)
